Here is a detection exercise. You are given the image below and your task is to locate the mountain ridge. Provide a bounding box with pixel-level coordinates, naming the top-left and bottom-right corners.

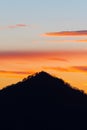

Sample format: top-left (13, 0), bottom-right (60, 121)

top-left (0, 71), bottom-right (83, 93)
top-left (0, 71), bottom-right (87, 129)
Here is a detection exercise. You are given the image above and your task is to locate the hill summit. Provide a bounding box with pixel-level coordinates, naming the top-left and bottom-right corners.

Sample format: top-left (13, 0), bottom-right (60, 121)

top-left (0, 71), bottom-right (87, 129)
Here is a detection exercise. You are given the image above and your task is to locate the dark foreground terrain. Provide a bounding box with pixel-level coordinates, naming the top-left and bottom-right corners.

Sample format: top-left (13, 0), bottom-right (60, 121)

top-left (0, 71), bottom-right (87, 129)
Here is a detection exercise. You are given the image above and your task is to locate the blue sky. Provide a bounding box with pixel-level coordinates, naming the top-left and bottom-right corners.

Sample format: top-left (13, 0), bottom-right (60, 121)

top-left (0, 0), bottom-right (87, 51)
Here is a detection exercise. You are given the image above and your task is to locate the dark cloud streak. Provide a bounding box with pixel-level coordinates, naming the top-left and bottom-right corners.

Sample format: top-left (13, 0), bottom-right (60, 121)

top-left (43, 30), bottom-right (87, 36)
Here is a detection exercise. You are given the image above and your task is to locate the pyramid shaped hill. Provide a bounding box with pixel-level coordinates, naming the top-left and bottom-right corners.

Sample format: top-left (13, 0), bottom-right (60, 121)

top-left (0, 71), bottom-right (87, 129)
top-left (0, 71), bottom-right (87, 104)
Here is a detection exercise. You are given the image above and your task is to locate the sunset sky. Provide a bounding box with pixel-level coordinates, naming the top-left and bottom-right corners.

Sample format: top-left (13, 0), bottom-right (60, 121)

top-left (0, 0), bottom-right (87, 92)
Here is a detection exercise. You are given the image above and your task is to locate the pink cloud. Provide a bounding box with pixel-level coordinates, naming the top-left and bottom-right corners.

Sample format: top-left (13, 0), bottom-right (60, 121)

top-left (0, 24), bottom-right (28, 30)
top-left (16, 24), bottom-right (28, 27)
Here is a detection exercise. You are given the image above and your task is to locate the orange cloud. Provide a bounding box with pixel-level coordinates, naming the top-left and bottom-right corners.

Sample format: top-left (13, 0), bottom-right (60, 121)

top-left (42, 30), bottom-right (87, 37)
top-left (71, 66), bottom-right (87, 72)
top-left (0, 50), bottom-right (87, 62)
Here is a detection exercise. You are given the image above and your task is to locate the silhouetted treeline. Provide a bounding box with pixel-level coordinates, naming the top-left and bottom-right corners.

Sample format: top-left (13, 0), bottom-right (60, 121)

top-left (0, 71), bottom-right (87, 129)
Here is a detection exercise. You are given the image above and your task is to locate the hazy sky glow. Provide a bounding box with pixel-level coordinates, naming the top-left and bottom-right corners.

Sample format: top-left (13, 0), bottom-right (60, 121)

top-left (0, 0), bottom-right (87, 92)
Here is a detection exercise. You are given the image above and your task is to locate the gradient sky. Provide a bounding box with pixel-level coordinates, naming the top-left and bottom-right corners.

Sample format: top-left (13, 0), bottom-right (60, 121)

top-left (0, 0), bottom-right (87, 51)
top-left (0, 0), bottom-right (87, 92)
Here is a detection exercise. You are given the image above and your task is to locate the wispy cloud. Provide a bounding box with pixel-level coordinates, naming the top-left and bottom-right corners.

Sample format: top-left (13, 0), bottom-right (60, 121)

top-left (43, 67), bottom-right (69, 72)
top-left (77, 39), bottom-right (87, 42)
top-left (44, 66), bottom-right (87, 73)
top-left (16, 24), bottom-right (27, 27)
top-left (42, 30), bottom-right (87, 37)
top-left (47, 39), bottom-right (87, 43)
top-left (0, 70), bottom-right (33, 75)
top-left (0, 24), bottom-right (28, 30)
top-left (48, 57), bottom-right (68, 62)
top-left (34, 39), bottom-right (87, 43)
top-left (0, 51), bottom-right (87, 60)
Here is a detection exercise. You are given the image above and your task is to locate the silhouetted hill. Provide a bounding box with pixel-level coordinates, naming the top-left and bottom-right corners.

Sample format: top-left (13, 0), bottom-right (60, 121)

top-left (0, 71), bottom-right (87, 129)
